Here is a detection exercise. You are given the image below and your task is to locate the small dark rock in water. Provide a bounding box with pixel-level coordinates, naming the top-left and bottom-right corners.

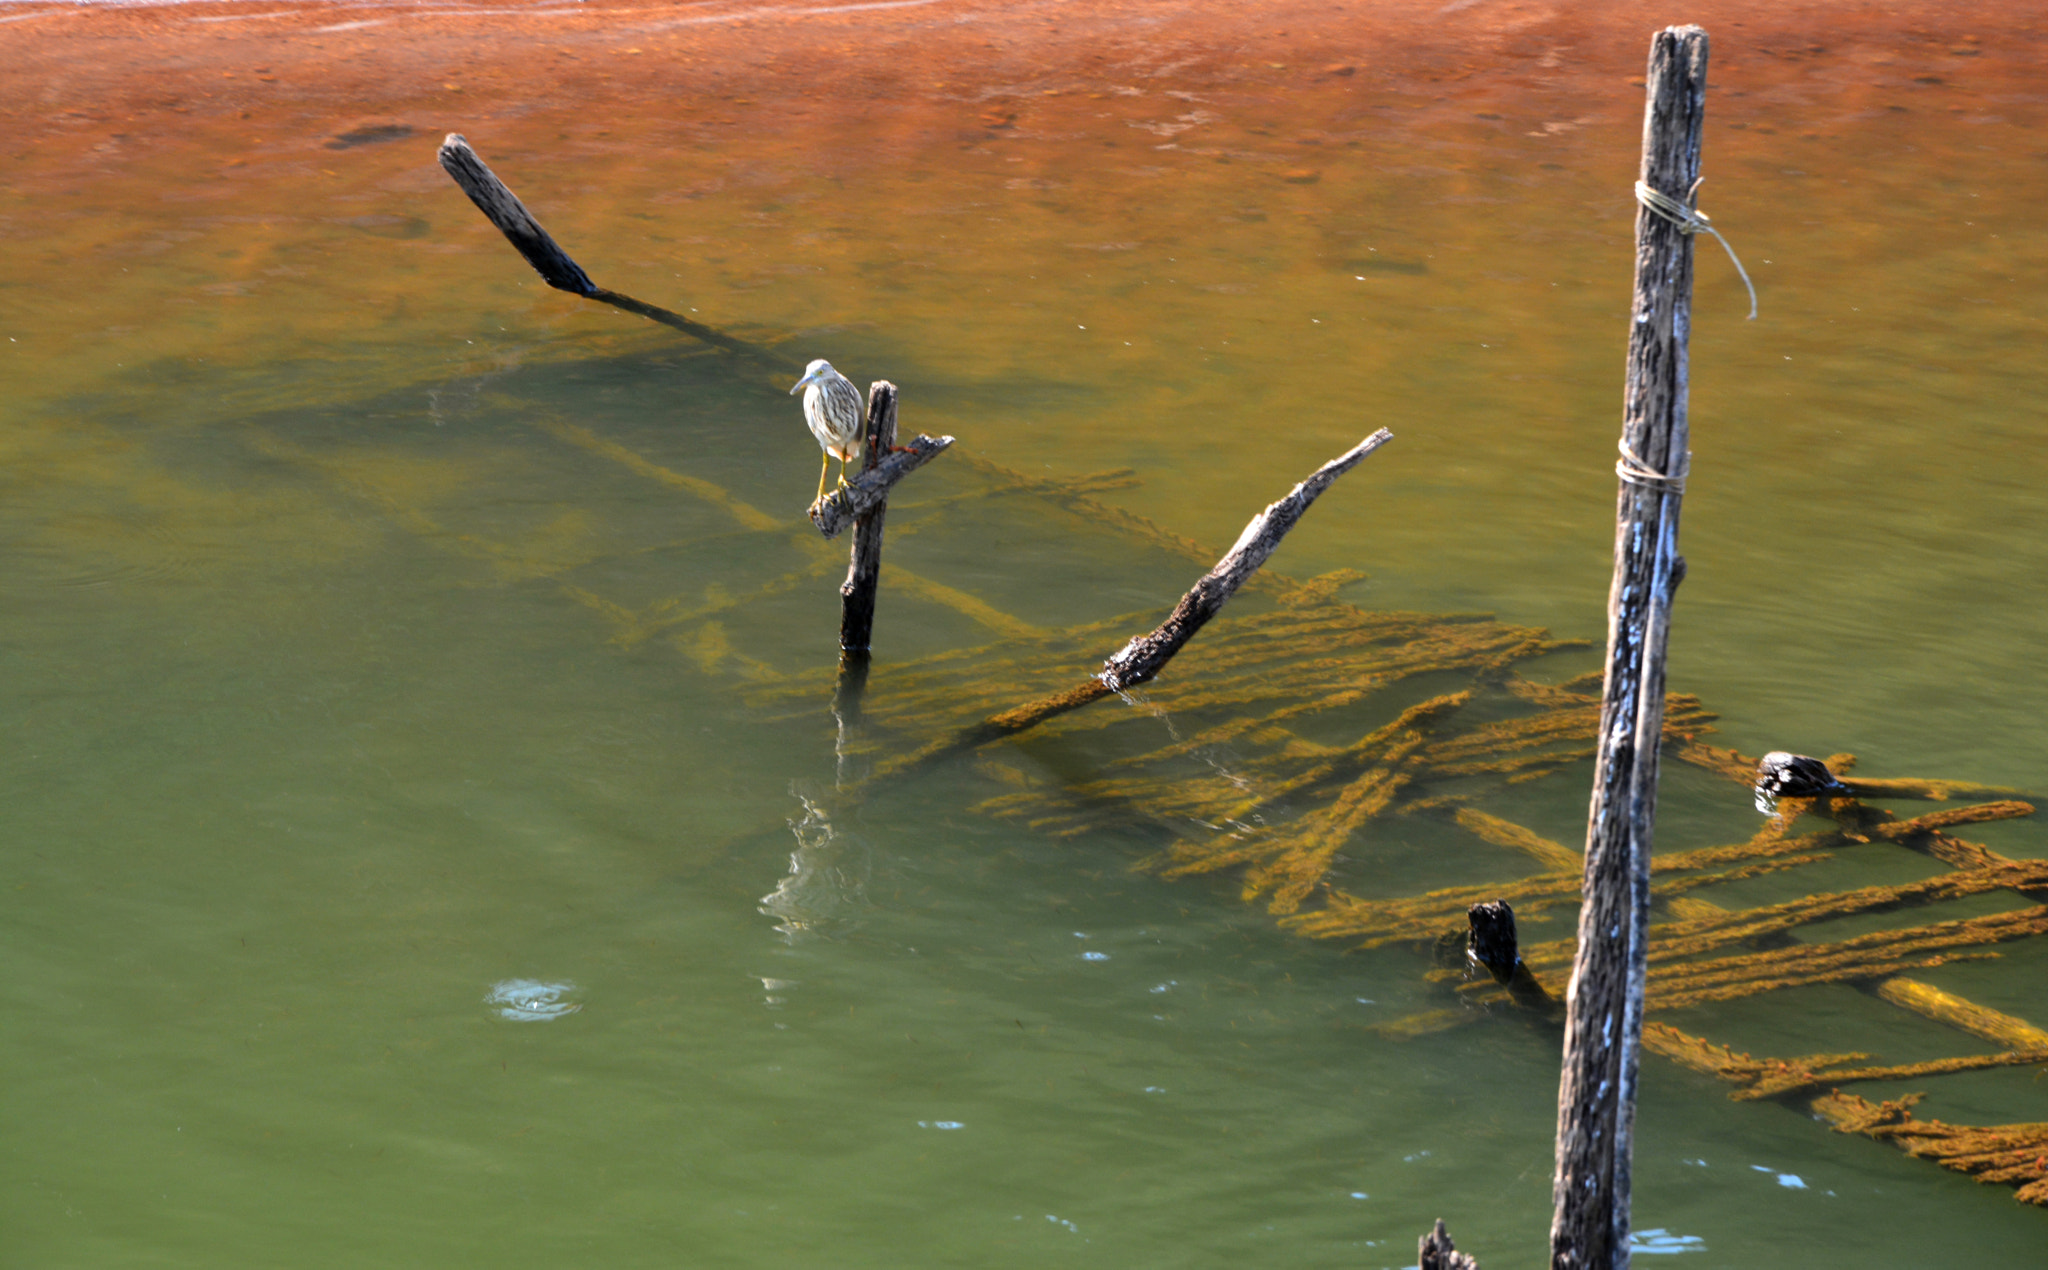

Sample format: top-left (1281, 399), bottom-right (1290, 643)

top-left (328, 123), bottom-right (416, 150)
top-left (1754, 750), bottom-right (1851, 814)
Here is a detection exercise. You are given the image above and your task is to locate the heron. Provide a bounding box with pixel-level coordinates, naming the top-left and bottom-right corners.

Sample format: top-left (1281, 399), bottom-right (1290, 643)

top-left (789, 358), bottom-right (865, 503)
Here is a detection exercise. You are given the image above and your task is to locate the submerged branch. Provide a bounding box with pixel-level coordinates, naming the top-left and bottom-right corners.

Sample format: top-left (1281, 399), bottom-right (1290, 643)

top-left (873, 430), bottom-right (1393, 777)
top-left (1101, 429), bottom-right (1393, 691)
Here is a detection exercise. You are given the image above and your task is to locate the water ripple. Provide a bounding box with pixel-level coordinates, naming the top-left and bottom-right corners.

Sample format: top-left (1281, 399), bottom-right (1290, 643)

top-left (485, 979), bottom-right (581, 1021)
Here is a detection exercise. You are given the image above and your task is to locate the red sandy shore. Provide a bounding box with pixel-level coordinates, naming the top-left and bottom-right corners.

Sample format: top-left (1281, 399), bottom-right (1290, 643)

top-left (1, 0), bottom-right (2038, 416)
top-left (3, 0), bottom-right (2041, 144)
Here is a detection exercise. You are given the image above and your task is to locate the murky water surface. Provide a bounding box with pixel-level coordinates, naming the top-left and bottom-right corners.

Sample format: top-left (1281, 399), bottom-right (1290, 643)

top-left (4, 2), bottom-right (2046, 1265)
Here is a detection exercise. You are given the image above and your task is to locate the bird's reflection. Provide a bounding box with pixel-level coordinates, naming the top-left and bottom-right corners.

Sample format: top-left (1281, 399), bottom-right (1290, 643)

top-left (832, 651), bottom-right (872, 788)
top-left (757, 788), bottom-right (870, 942)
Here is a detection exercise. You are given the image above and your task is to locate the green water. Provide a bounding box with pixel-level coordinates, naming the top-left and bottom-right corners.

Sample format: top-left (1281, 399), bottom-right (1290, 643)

top-left (6, 27), bottom-right (2048, 1269)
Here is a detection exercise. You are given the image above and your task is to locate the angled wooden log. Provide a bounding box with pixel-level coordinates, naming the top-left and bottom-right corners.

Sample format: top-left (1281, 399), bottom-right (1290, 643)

top-left (876, 428), bottom-right (1393, 776)
top-left (1552, 27), bottom-right (1707, 1270)
top-left (436, 133), bottom-right (783, 363)
top-left (1101, 429), bottom-right (1393, 691)
top-left (810, 432), bottom-right (956, 539)
top-left (436, 132), bottom-right (595, 295)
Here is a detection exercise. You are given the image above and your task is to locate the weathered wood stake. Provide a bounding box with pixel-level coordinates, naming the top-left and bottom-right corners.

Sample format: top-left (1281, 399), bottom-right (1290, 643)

top-left (436, 134), bottom-right (782, 363)
top-left (838, 382), bottom-right (900, 655)
top-left (1551, 26), bottom-right (1707, 1270)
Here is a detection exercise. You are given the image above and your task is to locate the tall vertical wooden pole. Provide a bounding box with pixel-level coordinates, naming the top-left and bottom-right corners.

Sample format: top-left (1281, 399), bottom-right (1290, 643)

top-left (838, 381), bottom-right (899, 656)
top-left (1551, 26), bottom-right (1706, 1270)
top-left (833, 381), bottom-right (898, 786)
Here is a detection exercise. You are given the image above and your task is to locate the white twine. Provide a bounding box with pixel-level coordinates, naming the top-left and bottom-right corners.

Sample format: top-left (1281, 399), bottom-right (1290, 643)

top-left (1616, 436), bottom-right (1689, 495)
top-left (1634, 178), bottom-right (1759, 320)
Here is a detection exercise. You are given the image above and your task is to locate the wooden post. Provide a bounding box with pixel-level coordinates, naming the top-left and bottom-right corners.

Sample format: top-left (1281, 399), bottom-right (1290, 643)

top-left (1551, 26), bottom-right (1706, 1270)
top-left (838, 382), bottom-right (899, 655)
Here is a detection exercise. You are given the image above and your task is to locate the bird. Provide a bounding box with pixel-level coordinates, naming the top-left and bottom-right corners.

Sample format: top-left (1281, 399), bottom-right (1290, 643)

top-left (789, 359), bottom-right (866, 503)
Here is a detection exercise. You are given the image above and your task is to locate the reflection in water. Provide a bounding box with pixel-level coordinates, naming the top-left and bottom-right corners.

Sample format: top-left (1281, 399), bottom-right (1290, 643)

top-left (832, 653), bottom-right (872, 788)
top-left (758, 789), bottom-right (870, 941)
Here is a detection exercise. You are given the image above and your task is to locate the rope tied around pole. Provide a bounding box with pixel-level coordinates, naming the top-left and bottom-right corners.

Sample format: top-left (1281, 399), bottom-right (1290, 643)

top-left (1634, 178), bottom-right (1759, 320)
top-left (1616, 436), bottom-right (1690, 495)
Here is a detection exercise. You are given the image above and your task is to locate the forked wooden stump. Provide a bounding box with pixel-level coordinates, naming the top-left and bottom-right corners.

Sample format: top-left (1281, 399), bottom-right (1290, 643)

top-left (1420, 1218), bottom-right (1480, 1270)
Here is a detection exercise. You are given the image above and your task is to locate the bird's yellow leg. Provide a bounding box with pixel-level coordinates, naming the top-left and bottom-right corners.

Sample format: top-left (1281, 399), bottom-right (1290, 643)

top-left (815, 451), bottom-right (831, 503)
top-left (835, 453), bottom-right (852, 489)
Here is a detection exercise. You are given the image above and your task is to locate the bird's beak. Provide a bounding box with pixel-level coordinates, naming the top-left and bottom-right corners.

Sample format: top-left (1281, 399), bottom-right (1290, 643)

top-left (788, 373), bottom-right (814, 395)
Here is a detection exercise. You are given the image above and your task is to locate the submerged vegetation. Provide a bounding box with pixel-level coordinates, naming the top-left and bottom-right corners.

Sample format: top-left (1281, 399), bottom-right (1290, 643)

top-left (736, 428), bottom-right (2048, 1207)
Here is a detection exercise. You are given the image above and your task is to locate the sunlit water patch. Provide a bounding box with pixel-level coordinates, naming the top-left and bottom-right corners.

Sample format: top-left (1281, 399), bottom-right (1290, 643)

top-left (1630, 1227), bottom-right (1708, 1256)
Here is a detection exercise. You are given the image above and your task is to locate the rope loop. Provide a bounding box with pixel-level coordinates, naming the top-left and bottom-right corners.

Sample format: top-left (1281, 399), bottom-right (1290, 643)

top-left (1616, 436), bottom-right (1689, 495)
top-left (1634, 178), bottom-right (1759, 320)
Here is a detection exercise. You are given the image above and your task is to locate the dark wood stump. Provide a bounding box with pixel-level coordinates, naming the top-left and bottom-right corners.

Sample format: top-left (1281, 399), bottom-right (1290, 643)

top-left (838, 382), bottom-right (899, 655)
top-left (1468, 900), bottom-right (1523, 982)
top-left (1469, 900), bottom-right (1558, 1014)
top-left (1420, 1218), bottom-right (1480, 1270)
